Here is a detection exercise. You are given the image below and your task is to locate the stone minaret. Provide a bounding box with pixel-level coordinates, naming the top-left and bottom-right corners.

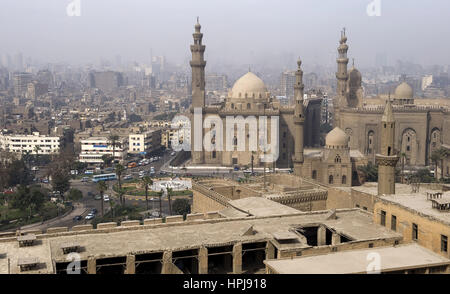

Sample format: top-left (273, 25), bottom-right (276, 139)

top-left (293, 59), bottom-right (305, 176)
top-left (335, 29), bottom-right (349, 128)
top-left (190, 18), bottom-right (206, 164)
top-left (376, 99), bottom-right (399, 195)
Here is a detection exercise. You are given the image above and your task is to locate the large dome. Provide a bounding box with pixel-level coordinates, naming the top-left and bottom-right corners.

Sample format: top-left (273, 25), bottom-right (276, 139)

top-left (229, 72), bottom-right (269, 99)
top-left (394, 82), bottom-right (413, 99)
top-left (326, 127), bottom-right (349, 149)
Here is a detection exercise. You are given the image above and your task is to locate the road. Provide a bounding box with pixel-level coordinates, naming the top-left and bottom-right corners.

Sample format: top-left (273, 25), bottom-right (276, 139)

top-left (21, 149), bottom-right (188, 230)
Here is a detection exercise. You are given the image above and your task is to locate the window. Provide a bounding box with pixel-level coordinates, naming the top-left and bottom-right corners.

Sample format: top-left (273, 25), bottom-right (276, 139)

top-left (442, 235), bottom-right (448, 253)
top-left (212, 151), bottom-right (216, 159)
top-left (312, 170), bottom-right (317, 180)
top-left (356, 204), bottom-right (360, 208)
top-left (412, 223), bottom-right (418, 241)
top-left (334, 155), bottom-right (341, 163)
top-left (391, 215), bottom-right (397, 231)
top-left (328, 175), bottom-right (333, 184)
top-left (342, 175), bottom-right (347, 184)
top-left (380, 210), bottom-right (386, 226)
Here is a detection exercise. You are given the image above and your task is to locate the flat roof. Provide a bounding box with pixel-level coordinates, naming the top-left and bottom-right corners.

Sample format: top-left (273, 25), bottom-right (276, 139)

top-left (228, 197), bottom-right (300, 217)
top-left (380, 192), bottom-right (450, 225)
top-left (264, 244), bottom-right (450, 274)
top-left (0, 209), bottom-right (400, 273)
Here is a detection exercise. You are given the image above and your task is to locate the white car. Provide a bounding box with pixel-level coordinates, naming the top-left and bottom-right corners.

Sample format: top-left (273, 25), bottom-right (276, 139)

top-left (85, 214), bottom-right (94, 220)
top-left (103, 195), bottom-right (110, 202)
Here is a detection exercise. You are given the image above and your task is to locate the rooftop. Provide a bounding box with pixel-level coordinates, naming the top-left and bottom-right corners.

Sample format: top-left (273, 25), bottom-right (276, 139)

top-left (0, 209), bottom-right (400, 273)
top-left (264, 243), bottom-right (450, 274)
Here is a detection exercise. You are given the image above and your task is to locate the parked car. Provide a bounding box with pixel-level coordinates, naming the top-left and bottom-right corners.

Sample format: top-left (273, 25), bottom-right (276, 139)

top-left (128, 162), bottom-right (137, 168)
top-left (81, 177), bottom-right (90, 182)
top-left (103, 195), bottom-right (110, 202)
top-left (85, 214), bottom-right (95, 220)
top-left (123, 175), bottom-right (133, 180)
top-left (90, 208), bottom-right (98, 214)
top-left (73, 215), bottom-right (83, 221)
top-left (170, 151), bottom-right (176, 156)
top-left (94, 195), bottom-right (102, 200)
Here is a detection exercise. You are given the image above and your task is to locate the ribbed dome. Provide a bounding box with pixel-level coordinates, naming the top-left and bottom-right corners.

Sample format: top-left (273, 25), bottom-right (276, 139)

top-left (326, 127), bottom-right (349, 148)
top-left (349, 66), bottom-right (362, 80)
top-left (229, 72), bottom-right (268, 99)
top-left (395, 82), bottom-right (413, 99)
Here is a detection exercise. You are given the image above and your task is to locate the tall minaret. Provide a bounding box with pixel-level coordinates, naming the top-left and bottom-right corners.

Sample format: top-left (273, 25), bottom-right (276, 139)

top-left (293, 58), bottom-right (305, 176)
top-left (190, 18), bottom-right (206, 164)
top-left (335, 29), bottom-right (349, 128)
top-left (376, 98), bottom-right (399, 196)
top-left (190, 17), bottom-right (206, 108)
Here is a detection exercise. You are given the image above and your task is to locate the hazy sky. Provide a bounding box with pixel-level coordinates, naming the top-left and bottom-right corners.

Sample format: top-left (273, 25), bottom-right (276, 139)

top-left (1, 0), bottom-right (450, 69)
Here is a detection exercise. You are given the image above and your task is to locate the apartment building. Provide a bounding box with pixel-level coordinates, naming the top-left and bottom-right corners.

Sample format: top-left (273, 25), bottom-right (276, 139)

top-left (129, 129), bottom-right (162, 154)
top-left (0, 131), bottom-right (60, 155)
top-left (79, 137), bottom-right (126, 164)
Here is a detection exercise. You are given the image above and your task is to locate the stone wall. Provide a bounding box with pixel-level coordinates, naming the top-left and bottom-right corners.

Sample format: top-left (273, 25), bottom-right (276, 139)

top-left (374, 199), bottom-right (450, 259)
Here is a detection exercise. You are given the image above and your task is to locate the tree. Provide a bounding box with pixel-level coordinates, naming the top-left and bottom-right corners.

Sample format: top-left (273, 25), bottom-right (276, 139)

top-left (400, 152), bottom-right (407, 183)
top-left (101, 154), bottom-right (113, 167)
top-left (12, 186), bottom-right (45, 219)
top-left (172, 198), bottom-right (190, 216)
top-left (51, 168), bottom-right (71, 199)
top-left (358, 162), bottom-right (378, 182)
top-left (115, 163), bottom-right (125, 205)
top-left (108, 134), bottom-right (121, 165)
top-left (159, 189), bottom-right (164, 217)
top-left (97, 181), bottom-right (108, 216)
top-left (141, 176), bottom-right (153, 212)
top-left (68, 188), bottom-right (83, 202)
top-left (6, 159), bottom-right (32, 187)
top-left (167, 187), bottom-right (173, 216)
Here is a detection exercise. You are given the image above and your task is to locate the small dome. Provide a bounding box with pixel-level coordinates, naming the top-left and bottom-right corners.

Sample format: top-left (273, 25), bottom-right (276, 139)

top-left (349, 66), bottom-right (362, 80)
top-left (229, 72), bottom-right (268, 100)
top-left (326, 127), bottom-right (349, 148)
top-left (395, 82), bottom-right (413, 99)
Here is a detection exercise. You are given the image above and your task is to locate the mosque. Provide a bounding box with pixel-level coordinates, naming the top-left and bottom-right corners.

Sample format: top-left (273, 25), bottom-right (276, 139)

top-left (188, 20), bottom-right (450, 187)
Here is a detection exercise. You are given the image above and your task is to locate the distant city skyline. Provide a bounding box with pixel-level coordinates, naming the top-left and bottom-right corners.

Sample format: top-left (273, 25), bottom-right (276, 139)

top-left (1, 0), bottom-right (450, 70)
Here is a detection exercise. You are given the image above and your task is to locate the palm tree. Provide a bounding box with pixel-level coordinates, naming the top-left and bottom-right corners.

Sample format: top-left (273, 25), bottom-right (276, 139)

top-left (141, 176), bottom-right (153, 212)
top-left (167, 187), bottom-right (173, 216)
top-left (115, 163), bottom-right (125, 205)
top-left (431, 150), bottom-right (441, 180)
top-left (97, 181), bottom-right (108, 216)
top-left (159, 189), bottom-right (164, 217)
top-left (108, 134), bottom-right (121, 166)
top-left (400, 152), bottom-right (407, 183)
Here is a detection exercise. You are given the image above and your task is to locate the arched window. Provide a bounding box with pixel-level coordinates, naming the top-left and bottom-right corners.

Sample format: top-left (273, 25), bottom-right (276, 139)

top-left (312, 170), bottom-right (317, 180)
top-left (233, 136), bottom-right (238, 146)
top-left (247, 103), bottom-right (251, 110)
top-left (329, 175), bottom-right (334, 184)
top-left (342, 175), bottom-right (347, 184)
top-left (212, 151), bottom-right (216, 159)
top-left (335, 155), bottom-right (341, 163)
top-left (367, 131), bottom-right (375, 154)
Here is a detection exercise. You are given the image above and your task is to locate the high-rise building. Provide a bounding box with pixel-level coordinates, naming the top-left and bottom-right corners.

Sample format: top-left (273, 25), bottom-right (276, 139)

top-left (280, 70), bottom-right (295, 101)
top-left (88, 71), bottom-right (125, 92)
top-left (12, 72), bottom-right (32, 97)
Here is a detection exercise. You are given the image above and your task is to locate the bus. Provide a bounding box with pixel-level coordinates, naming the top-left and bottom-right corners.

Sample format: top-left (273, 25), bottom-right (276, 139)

top-left (92, 173), bottom-right (117, 183)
